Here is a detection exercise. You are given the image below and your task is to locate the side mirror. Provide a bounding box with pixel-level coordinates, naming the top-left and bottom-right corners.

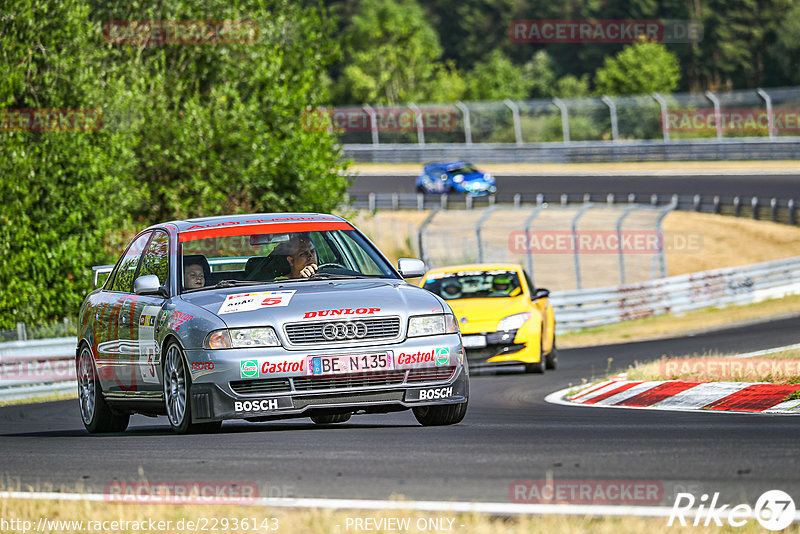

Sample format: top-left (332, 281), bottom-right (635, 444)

top-left (134, 275), bottom-right (168, 297)
top-left (397, 258), bottom-right (426, 279)
top-left (532, 288), bottom-right (550, 301)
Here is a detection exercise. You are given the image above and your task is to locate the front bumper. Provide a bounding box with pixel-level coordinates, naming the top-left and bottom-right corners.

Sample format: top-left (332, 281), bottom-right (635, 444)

top-left (185, 335), bottom-right (468, 423)
top-left (463, 330), bottom-right (541, 369)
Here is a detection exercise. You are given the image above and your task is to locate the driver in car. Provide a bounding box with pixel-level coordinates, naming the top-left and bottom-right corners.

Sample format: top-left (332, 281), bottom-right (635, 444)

top-left (279, 233), bottom-right (318, 278)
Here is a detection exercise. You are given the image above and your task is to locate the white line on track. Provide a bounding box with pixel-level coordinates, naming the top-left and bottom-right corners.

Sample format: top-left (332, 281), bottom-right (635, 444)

top-left (4, 490), bottom-right (800, 521)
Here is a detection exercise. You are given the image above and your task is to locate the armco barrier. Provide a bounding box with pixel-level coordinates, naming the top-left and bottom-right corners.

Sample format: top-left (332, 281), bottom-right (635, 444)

top-left (343, 139), bottom-right (800, 163)
top-left (0, 337), bottom-right (77, 399)
top-left (551, 255), bottom-right (800, 333)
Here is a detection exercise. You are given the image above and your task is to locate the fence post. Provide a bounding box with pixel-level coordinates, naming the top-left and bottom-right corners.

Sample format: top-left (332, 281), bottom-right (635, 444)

top-left (571, 203), bottom-right (594, 290)
top-left (653, 197), bottom-right (678, 279)
top-left (391, 193), bottom-right (399, 210)
top-left (651, 194), bottom-right (658, 206)
top-left (368, 192), bottom-right (376, 213)
top-left (615, 205), bottom-right (638, 285)
top-left (408, 102), bottom-right (425, 145)
top-left (16, 322), bottom-right (27, 341)
top-left (652, 93), bottom-right (670, 142)
top-left (704, 91), bottom-right (723, 140)
top-left (607, 193), bottom-right (615, 206)
top-left (362, 104), bottom-right (379, 145)
top-left (601, 95), bottom-right (619, 142)
top-left (771, 198), bottom-right (778, 222)
top-left (734, 196), bottom-right (741, 217)
top-left (628, 193), bottom-right (636, 204)
top-left (560, 193), bottom-right (568, 207)
top-left (552, 97), bottom-right (570, 143)
top-left (513, 193), bottom-right (521, 208)
top-left (503, 99), bottom-right (523, 145)
top-left (475, 207), bottom-right (496, 263)
top-left (536, 193), bottom-right (544, 206)
top-left (440, 193), bottom-right (448, 210)
top-left (713, 195), bottom-right (720, 214)
top-left (524, 206), bottom-right (543, 285)
top-left (756, 88), bottom-right (775, 140)
top-left (455, 101), bottom-right (472, 145)
top-left (790, 199), bottom-right (796, 225)
top-left (693, 194), bottom-right (702, 211)
top-left (417, 193), bottom-right (424, 211)
top-left (752, 196), bottom-right (759, 219)
top-left (417, 209), bottom-right (440, 268)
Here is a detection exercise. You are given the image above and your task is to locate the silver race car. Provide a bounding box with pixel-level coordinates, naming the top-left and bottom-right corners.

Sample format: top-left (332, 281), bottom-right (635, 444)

top-left (77, 214), bottom-right (468, 433)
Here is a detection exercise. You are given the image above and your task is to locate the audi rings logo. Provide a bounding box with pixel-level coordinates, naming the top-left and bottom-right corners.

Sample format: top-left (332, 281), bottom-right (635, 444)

top-left (321, 321), bottom-right (368, 341)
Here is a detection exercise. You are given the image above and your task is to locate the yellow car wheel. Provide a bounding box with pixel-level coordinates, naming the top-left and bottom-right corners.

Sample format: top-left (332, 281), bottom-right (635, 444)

top-left (524, 331), bottom-right (546, 374)
top-left (545, 335), bottom-right (558, 370)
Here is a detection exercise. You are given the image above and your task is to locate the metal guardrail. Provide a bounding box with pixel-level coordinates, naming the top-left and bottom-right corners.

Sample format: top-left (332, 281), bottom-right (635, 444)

top-left (343, 138), bottom-right (800, 163)
top-left (550, 255), bottom-right (800, 333)
top-left (350, 192), bottom-right (798, 225)
top-left (0, 337), bottom-right (76, 400)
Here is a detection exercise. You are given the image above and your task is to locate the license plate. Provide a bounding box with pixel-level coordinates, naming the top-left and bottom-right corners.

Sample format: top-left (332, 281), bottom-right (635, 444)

top-left (308, 353), bottom-right (394, 376)
top-left (462, 335), bottom-right (487, 348)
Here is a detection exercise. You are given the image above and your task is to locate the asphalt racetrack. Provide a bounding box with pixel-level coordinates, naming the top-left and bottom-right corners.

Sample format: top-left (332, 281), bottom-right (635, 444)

top-left (2, 316), bottom-right (799, 506)
top-left (349, 173), bottom-right (800, 199)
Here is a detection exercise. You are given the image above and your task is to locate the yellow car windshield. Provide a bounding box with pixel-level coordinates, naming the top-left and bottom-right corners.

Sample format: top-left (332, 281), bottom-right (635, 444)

top-left (423, 270), bottom-right (522, 300)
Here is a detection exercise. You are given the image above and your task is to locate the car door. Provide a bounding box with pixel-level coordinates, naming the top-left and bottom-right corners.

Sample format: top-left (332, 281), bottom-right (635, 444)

top-left (130, 230), bottom-right (171, 393)
top-left (98, 231), bottom-right (152, 393)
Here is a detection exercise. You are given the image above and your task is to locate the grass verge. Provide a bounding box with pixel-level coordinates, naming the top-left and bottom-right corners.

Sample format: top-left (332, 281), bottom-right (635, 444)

top-left (0, 497), bottom-right (792, 533)
top-left (558, 295), bottom-right (800, 348)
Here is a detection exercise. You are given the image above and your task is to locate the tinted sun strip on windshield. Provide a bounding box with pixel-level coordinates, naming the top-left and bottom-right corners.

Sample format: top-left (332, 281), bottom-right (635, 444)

top-left (178, 221), bottom-right (354, 242)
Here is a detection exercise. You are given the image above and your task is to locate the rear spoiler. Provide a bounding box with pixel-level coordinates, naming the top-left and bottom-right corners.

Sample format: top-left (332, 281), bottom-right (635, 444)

top-left (92, 265), bottom-right (114, 287)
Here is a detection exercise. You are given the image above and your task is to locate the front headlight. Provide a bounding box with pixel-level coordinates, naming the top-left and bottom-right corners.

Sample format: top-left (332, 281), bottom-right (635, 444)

top-left (496, 312), bottom-right (532, 332)
top-left (204, 327), bottom-right (281, 349)
top-left (408, 314), bottom-right (459, 337)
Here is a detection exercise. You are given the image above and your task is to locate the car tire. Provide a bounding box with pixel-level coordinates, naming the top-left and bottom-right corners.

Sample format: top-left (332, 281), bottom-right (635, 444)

top-left (77, 345), bottom-right (130, 434)
top-left (412, 401), bottom-right (468, 426)
top-left (545, 336), bottom-right (558, 370)
top-left (310, 412), bottom-right (352, 424)
top-left (163, 341), bottom-right (221, 434)
top-left (524, 333), bottom-right (546, 374)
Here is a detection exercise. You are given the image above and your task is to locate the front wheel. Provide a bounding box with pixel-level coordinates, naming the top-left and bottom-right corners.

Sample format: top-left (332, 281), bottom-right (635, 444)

top-left (524, 333), bottom-right (546, 374)
top-left (413, 401), bottom-right (468, 426)
top-left (163, 341), bottom-right (221, 434)
top-left (77, 345), bottom-right (129, 434)
top-left (545, 336), bottom-right (558, 370)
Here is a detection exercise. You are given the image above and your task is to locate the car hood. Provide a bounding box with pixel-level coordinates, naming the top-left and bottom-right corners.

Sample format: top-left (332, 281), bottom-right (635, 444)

top-left (180, 279), bottom-right (445, 328)
top-left (443, 295), bottom-right (531, 334)
top-left (456, 171), bottom-right (491, 182)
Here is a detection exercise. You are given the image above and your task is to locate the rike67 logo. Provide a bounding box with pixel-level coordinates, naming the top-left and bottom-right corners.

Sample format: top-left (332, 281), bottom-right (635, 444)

top-left (669, 490), bottom-right (796, 530)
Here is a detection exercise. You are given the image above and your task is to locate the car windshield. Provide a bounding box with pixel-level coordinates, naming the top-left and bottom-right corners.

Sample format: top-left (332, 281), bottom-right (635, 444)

top-left (179, 228), bottom-right (397, 292)
top-left (423, 269), bottom-right (522, 300)
top-left (450, 165), bottom-right (477, 174)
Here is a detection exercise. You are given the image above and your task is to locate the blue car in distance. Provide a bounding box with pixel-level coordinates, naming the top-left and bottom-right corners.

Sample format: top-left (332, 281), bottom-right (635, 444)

top-left (416, 162), bottom-right (497, 196)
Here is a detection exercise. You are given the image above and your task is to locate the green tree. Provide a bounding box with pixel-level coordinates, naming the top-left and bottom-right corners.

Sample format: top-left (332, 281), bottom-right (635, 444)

top-left (594, 40), bottom-right (681, 95)
top-left (465, 49), bottom-right (532, 101)
top-left (0, 0), bottom-right (348, 328)
top-left (333, 0), bottom-right (446, 104)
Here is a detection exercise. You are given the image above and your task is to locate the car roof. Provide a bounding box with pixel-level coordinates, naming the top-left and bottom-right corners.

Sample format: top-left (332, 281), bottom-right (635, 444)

top-left (424, 161), bottom-right (472, 172)
top-left (424, 263), bottom-right (524, 276)
top-left (149, 213), bottom-right (346, 233)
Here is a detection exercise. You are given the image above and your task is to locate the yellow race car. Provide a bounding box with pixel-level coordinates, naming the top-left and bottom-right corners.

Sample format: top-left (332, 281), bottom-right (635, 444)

top-left (420, 264), bottom-right (556, 373)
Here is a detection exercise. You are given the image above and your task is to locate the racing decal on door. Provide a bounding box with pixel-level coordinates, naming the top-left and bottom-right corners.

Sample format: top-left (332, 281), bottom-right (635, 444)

top-left (138, 305), bottom-right (161, 384)
top-left (218, 290), bottom-right (296, 314)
